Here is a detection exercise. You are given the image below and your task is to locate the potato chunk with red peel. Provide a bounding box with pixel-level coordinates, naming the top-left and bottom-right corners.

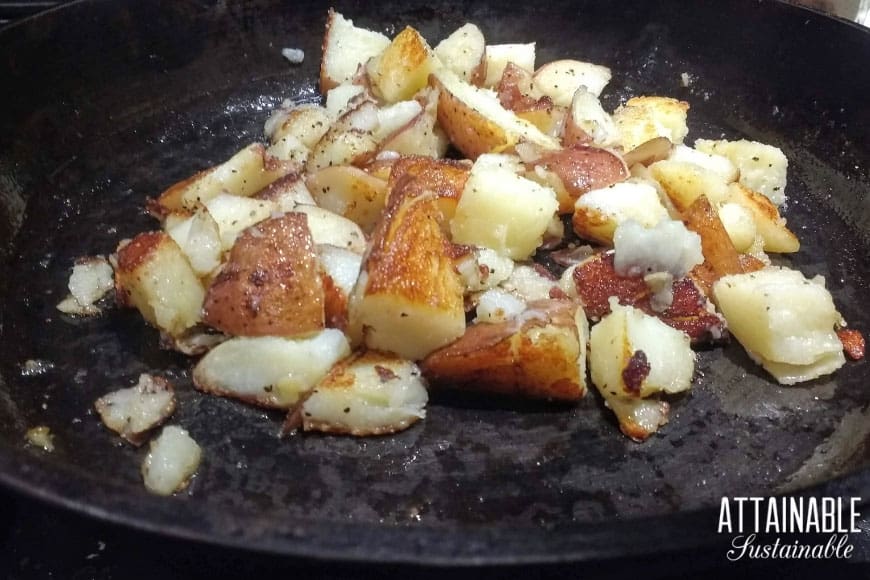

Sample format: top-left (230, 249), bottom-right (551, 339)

top-left (298, 351), bottom-right (428, 436)
top-left (431, 69), bottom-right (560, 160)
top-left (367, 26), bottom-right (434, 103)
top-left (589, 301), bottom-right (694, 441)
top-left (319, 9), bottom-right (390, 92)
top-left (530, 146), bottom-right (629, 213)
top-left (193, 330), bottom-right (351, 409)
top-left (203, 213), bottom-right (325, 338)
top-left (154, 144), bottom-right (292, 214)
top-left (349, 193), bottom-right (465, 360)
top-left (433, 23), bottom-right (486, 85)
top-left (483, 43), bottom-right (536, 88)
top-left (115, 232), bottom-right (205, 337)
top-left (713, 267), bottom-right (845, 385)
top-left (307, 165), bottom-right (389, 233)
top-left (532, 59), bottom-right (612, 105)
top-left (422, 299), bottom-right (587, 401)
top-left (569, 251), bottom-right (725, 344)
top-left (386, 155), bottom-right (470, 221)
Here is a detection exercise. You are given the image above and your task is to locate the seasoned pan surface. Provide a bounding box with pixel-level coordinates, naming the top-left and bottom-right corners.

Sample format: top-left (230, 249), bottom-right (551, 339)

top-left (0, 0), bottom-right (869, 564)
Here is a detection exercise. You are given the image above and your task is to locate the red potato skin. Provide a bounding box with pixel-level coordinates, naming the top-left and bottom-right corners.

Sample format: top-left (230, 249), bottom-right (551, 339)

top-left (531, 146), bottom-right (629, 200)
top-left (571, 252), bottom-right (725, 344)
top-left (837, 329), bottom-right (865, 361)
top-left (202, 213), bottom-right (325, 337)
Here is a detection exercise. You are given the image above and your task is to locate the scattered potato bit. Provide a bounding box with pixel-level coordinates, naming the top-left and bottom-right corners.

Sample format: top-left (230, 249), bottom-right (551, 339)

top-left (320, 10), bottom-right (391, 92)
top-left (573, 181), bottom-right (669, 245)
top-left (56, 256), bottom-right (114, 316)
top-left (532, 59), bottom-right (612, 105)
top-left (281, 47), bottom-right (304, 64)
top-left (423, 299), bottom-right (587, 401)
top-left (25, 426), bottom-right (54, 452)
top-left (94, 374), bottom-right (175, 446)
top-left (450, 153), bottom-right (559, 260)
top-left (483, 43), bottom-right (536, 88)
top-left (433, 22), bottom-right (486, 85)
top-left (159, 327), bottom-right (227, 356)
top-left (193, 330), bottom-right (351, 408)
top-left (455, 246), bottom-right (515, 293)
top-left (695, 138), bottom-right (788, 206)
top-left (299, 351), bottom-right (428, 436)
top-left (589, 300), bottom-right (694, 441)
top-left (713, 268), bottom-right (846, 385)
top-left (613, 96), bottom-right (689, 152)
top-left (349, 193), bottom-right (465, 360)
top-left (141, 426), bottom-right (202, 496)
top-left (114, 232), bottom-right (205, 337)
top-left (202, 213), bottom-right (325, 337)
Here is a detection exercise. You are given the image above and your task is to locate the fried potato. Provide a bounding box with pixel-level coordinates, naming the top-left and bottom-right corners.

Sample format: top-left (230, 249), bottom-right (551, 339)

top-left (532, 59), bottom-right (612, 105)
top-left (725, 182), bottom-right (799, 253)
top-left (299, 351), bottom-right (428, 436)
top-left (115, 232), bottom-right (205, 337)
top-left (695, 138), bottom-right (788, 205)
top-left (164, 208), bottom-right (222, 277)
top-left (431, 69), bottom-right (560, 159)
top-left (202, 213), bottom-right (325, 337)
top-left (308, 101), bottom-right (381, 171)
top-left (386, 155), bottom-right (470, 222)
top-left (649, 159), bottom-right (731, 211)
top-left (95, 374), bottom-right (175, 446)
top-left (680, 195), bottom-right (744, 280)
top-left (202, 193), bottom-right (275, 251)
top-left (320, 9), bottom-right (390, 92)
top-left (483, 43), bottom-right (536, 87)
top-left (433, 23), bottom-right (486, 85)
top-left (564, 88), bottom-right (620, 148)
top-left (348, 193), bottom-right (465, 360)
top-left (295, 204), bottom-right (367, 254)
top-left (193, 330), bottom-right (350, 408)
top-left (573, 181), bottom-right (668, 244)
top-left (367, 26), bottom-right (435, 103)
top-left (307, 165), bottom-right (388, 233)
top-left (612, 96), bottom-right (689, 152)
top-left (529, 146), bottom-right (629, 213)
top-left (422, 299), bottom-right (587, 401)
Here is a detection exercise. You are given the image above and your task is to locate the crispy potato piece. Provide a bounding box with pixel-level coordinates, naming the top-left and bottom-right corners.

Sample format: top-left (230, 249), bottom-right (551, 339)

top-left (307, 165), bottom-right (389, 233)
top-left (569, 251), bottom-right (725, 343)
top-left (530, 146), bottom-right (629, 212)
top-left (726, 183), bottom-right (799, 253)
top-left (203, 213), bottom-right (325, 337)
top-left (348, 193), bottom-right (466, 360)
top-left (681, 195), bottom-right (744, 280)
top-left (573, 181), bottom-right (668, 244)
top-left (564, 88), bottom-right (620, 148)
top-left (320, 9), bottom-right (390, 92)
top-left (386, 155), bottom-right (470, 222)
top-left (254, 173), bottom-right (316, 211)
top-left (265, 104), bottom-right (332, 150)
top-left (367, 26), bottom-right (434, 103)
top-left (295, 205), bottom-right (367, 254)
top-left (308, 101), bottom-right (381, 171)
top-left (154, 144), bottom-right (292, 215)
top-left (298, 351), bottom-right (428, 436)
top-left (433, 23), bottom-right (486, 85)
top-left (695, 138), bottom-right (788, 205)
top-left (649, 159), bottom-right (731, 211)
top-left (613, 96), bottom-right (689, 152)
top-left (422, 299), bottom-right (586, 401)
top-left (532, 59), bottom-right (612, 105)
top-left (431, 70), bottom-right (560, 160)
top-left (115, 232), bottom-right (205, 337)
top-left (95, 374), bottom-right (175, 446)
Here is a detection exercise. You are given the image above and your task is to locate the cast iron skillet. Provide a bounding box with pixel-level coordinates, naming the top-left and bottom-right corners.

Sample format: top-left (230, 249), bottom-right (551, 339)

top-left (1, 0), bottom-right (869, 565)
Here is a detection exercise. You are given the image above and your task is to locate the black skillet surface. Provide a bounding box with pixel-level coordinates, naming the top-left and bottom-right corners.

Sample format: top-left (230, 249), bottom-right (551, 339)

top-left (0, 0), bottom-right (869, 565)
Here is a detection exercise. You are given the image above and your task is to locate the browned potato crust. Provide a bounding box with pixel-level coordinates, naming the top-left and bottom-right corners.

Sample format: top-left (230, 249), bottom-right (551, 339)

top-left (202, 213), bottom-right (325, 337)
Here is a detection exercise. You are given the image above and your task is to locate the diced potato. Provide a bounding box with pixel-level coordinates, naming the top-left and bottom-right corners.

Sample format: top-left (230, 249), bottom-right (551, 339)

top-left (483, 43), bottom-right (536, 88)
top-left (573, 181), bottom-right (668, 245)
top-left (308, 101), bottom-right (381, 171)
top-left (529, 146), bottom-right (629, 213)
top-left (367, 26), bottom-right (434, 103)
top-left (348, 193), bottom-right (466, 360)
top-left (379, 87), bottom-right (450, 158)
top-left (717, 202), bottom-right (757, 253)
top-left (649, 159), bottom-right (731, 211)
top-left (141, 426), bottom-right (202, 496)
top-left (475, 288), bottom-right (526, 323)
top-left (295, 204), bottom-right (367, 254)
top-left (500, 264), bottom-right (558, 302)
top-left (668, 144), bottom-right (738, 183)
top-left (450, 153), bottom-right (559, 260)
top-left (725, 183), bottom-right (799, 253)
top-left (266, 134), bottom-right (308, 165)
top-left (422, 299), bottom-right (586, 401)
top-left (386, 155), bottom-right (470, 222)
top-left (431, 69), bottom-right (560, 159)
top-left (193, 330), bottom-right (351, 408)
top-left (155, 144), bottom-right (292, 214)
top-left (612, 96), bottom-right (689, 152)
top-left (203, 193), bottom-right (275, 251)
top-left (374, 100), bottom-right (424, 142)
top-left (679, 195), bottom-right (742, 280)
top-left (95, 373), bottom-right (175, 446)
top-left (712, 267), bottom-right (845, 384)
top-left (56, 256), bottom-right (114, 316)
top-left (254, 174), bottom-right (316, 211)
top-left (455, 246), bottom-right (515, 293)
top-left (165, 209), bottom-right (222, 277)
top-left (565, 88), bottom-right (620, 147)
top-left (589, 301), bottom-right (694, 439)
top-left (318, 243), bottom-right (363, 330)
top-left (695, 138), bottom-right (788, 205)
top-left (265, 104), bottom-right (332, 150)
top-left (307, 165), bottom-right (388, 233)
top-left (300, 351), bottom-right (428, 436)
top-left (320, 9), bottom-right (390, 92)
top-left (325, 82), bottom-right (367, 118)
top-left (532, 59), bottom-right (612, 105)
top-left (203, 213), bottom-right (325, 337)
top-left (433, 23), bottom-right (486, 85)
top-left (115, 232), bottom-right (205, 337)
